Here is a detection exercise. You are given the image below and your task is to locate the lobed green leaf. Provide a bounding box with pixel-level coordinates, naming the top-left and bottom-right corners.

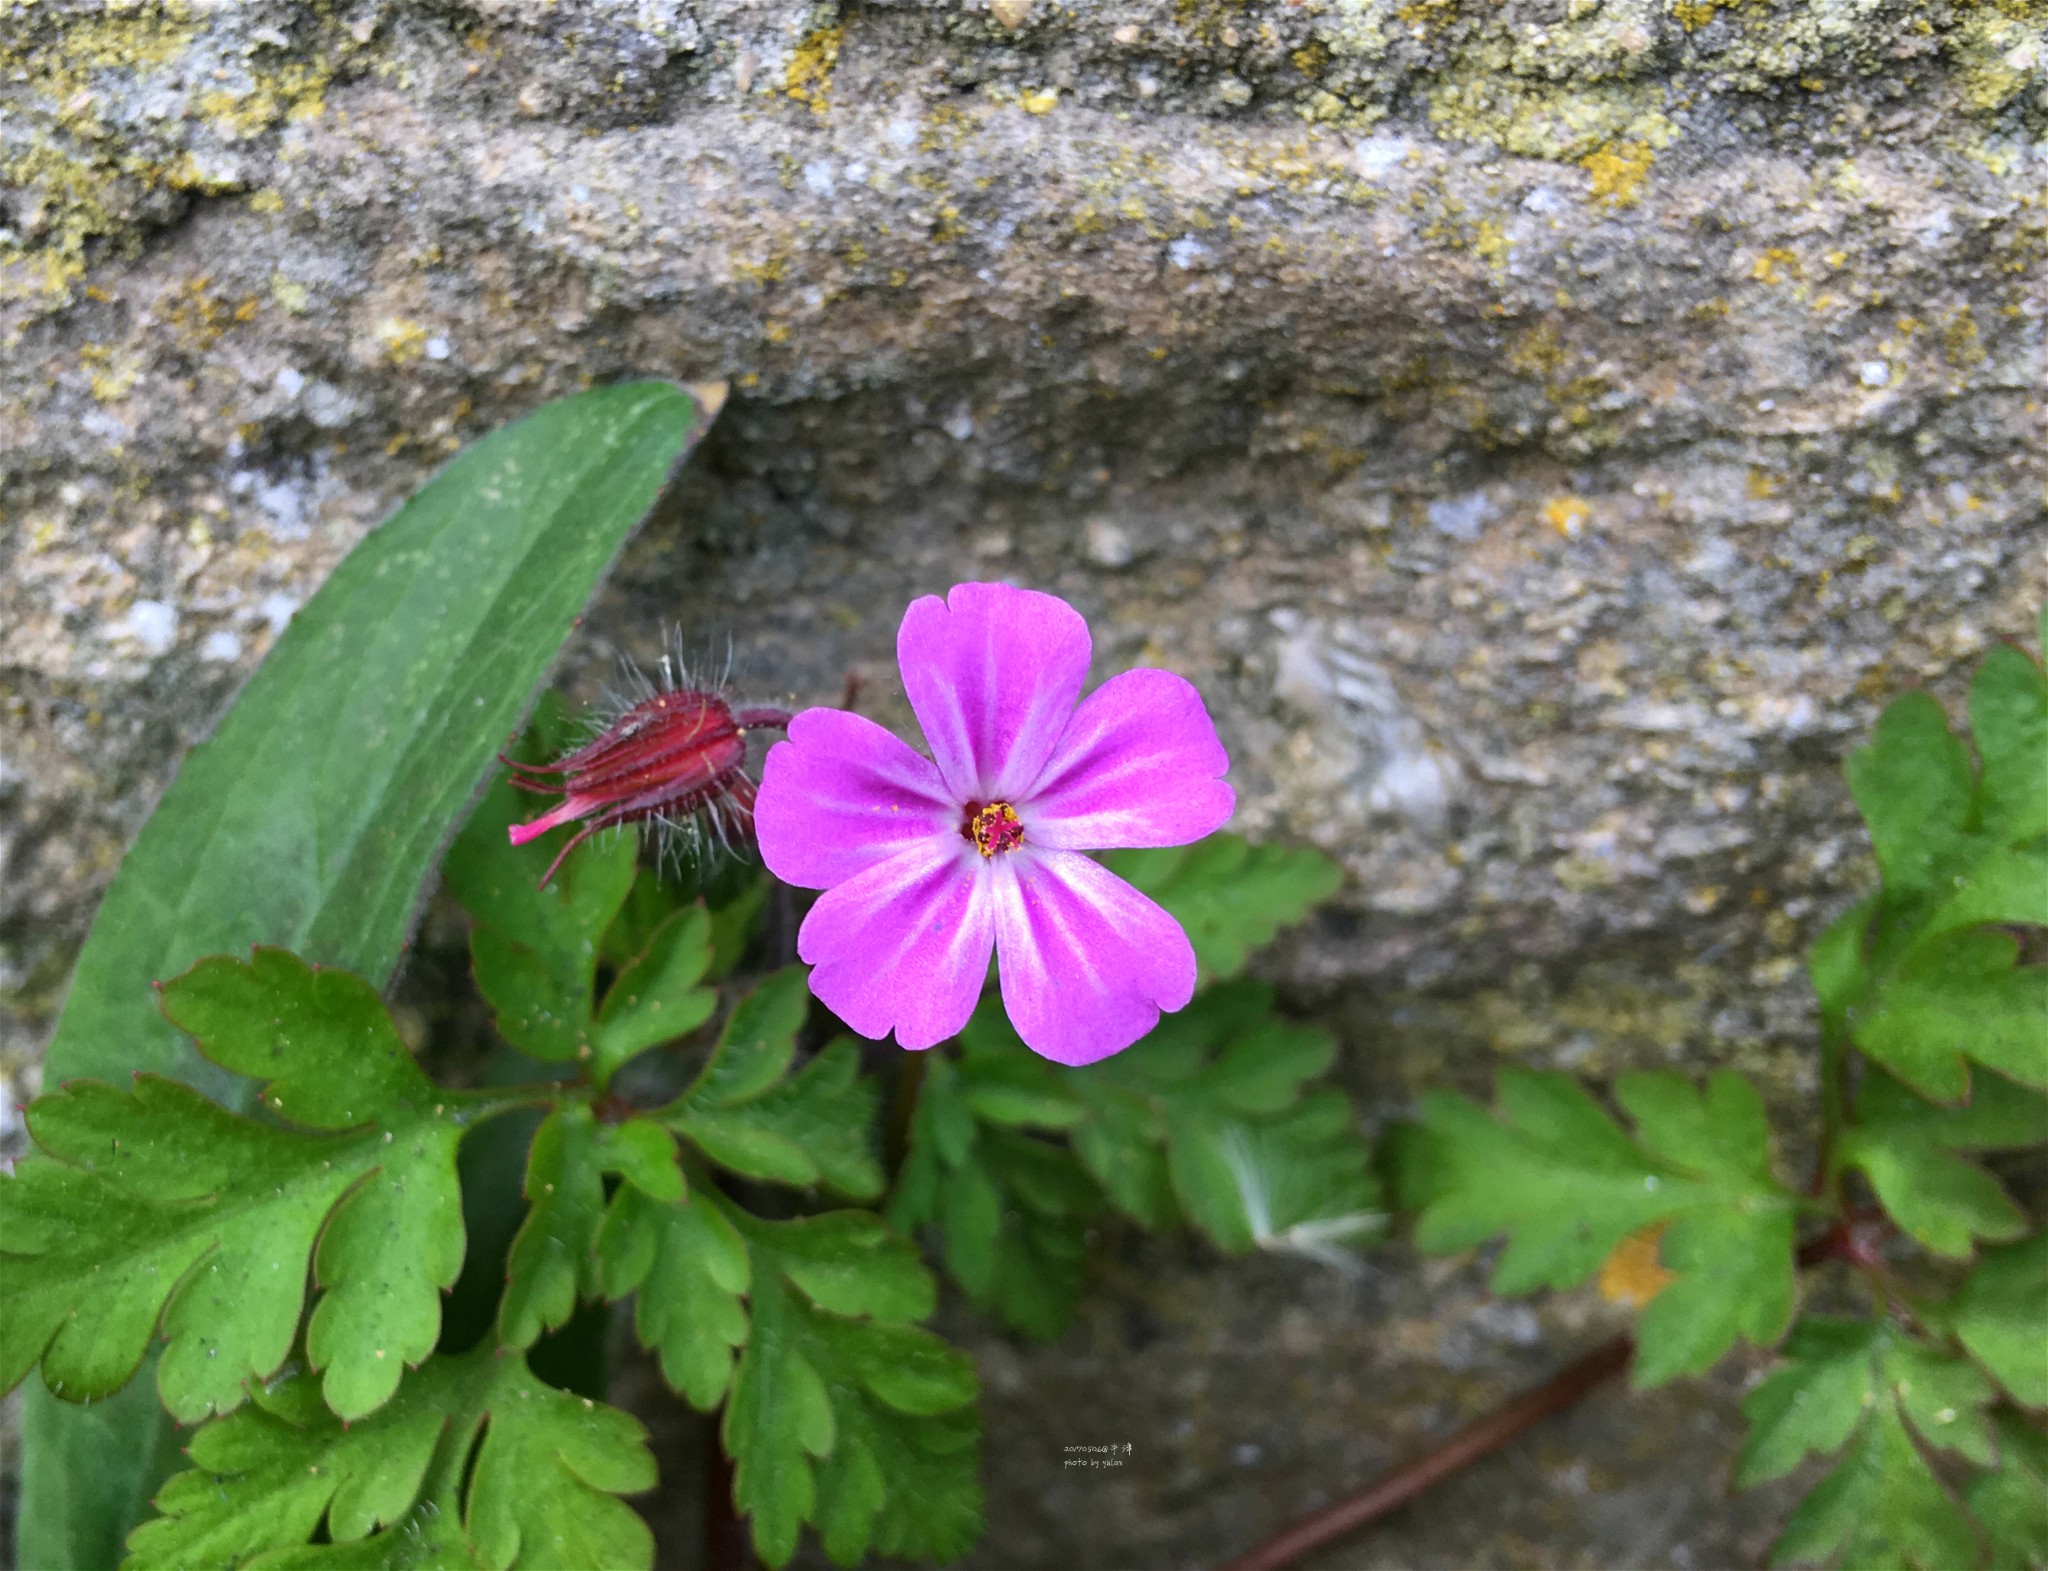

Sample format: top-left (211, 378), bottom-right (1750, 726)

top-left (1951, 1235), bottom-right (2048, 1408)
top-left (1741, 1318), bottom-right (1997, 1569)
top-left (2, 953), bottom-right (466, 1425)
top-left (1411, 1068), bottom-right (1796, 1385)
top-left (126, 1348), bottom-right (655, 1571)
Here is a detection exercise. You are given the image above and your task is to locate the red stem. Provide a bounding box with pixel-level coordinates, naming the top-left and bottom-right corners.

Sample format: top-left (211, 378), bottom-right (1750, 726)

top-left (1216, 1335), bottom-right (1635, 1571)
top-left (703, 1414), bottom-right (753, 1571)
top-left (1219, 1220), bottom-right (1880, 1571)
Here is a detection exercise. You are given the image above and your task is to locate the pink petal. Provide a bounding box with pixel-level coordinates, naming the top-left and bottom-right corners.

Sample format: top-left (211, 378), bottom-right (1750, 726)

top-left (755, 709), bottom-right (956, 890)
top-left (798, 841), bottom-right (996, 1051)
top-left (898, 582), bottom-right (1091, 803)
top-left (1020, 668), bottom-right (1234, 850)
top-left (992, 849), bottom-right (1197, 1066)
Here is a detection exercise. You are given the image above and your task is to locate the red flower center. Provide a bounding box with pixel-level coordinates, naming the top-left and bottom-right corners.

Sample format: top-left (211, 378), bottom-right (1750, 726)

top-left (963, 801), bottom-right (1025, 857)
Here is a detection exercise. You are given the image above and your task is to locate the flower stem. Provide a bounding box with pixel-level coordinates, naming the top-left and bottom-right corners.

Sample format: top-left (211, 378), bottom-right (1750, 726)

top-left (884, 1050), bottom-right (930, 1183)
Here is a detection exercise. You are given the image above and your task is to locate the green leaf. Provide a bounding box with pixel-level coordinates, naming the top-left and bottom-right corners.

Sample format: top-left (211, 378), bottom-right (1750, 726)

top-left (1099, 833), bottom-right (1342, 981)
top-left (1769, 1403), bottom-right (1980, 1570)
top-left (1971, 642), bottom-right (2048, 847)
top-left (2, 953), bottom-right (465, 1424)
top-left (1838, 644), bottom-right (2048, 1101)
top-left (598, 1178), bottom-right (978, 1568)
top-left (888, 1048), bottom-right (1098, 1341)
top-left (718, 1203), bottom-right (980, 1568)
top-left (1060, 982), bottom-right (1380, 1259)
top-left (1952, 1235), bottom-right (2048, 1407)
top-left (1840, 1069), bottom-right (2044, 1257)
top-left (592, 904), bottom-right (718, 1081)
top-left (1855, 929), bottom-right (2048, 1100)
top-left (444, 748), bottom-right (639, 1065)
top-left (24, 380), bottom-right (715, 1567)
top-left (1846, 692), bottom-right (1977, 910)
top-left (1742, 1319), bottom-right (1994, 1569)
top-left (1412, 1068), bottom-right (1796, 1385)
top-left (125, 1348), bottom-right (655, 1571)
top-left (664, 971), bottom-right (883, 1198)
top-left (598, 1185), bottom-right (750, 1409)
top-left (1969, 1413), bottom-right (2048, 1571)
top-left (498, 1104), bottom-right (683, 1351)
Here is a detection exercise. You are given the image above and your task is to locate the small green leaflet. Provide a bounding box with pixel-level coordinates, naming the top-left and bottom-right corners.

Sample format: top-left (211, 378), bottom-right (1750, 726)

top-left (598, 1184), bottom-right (751, 1408)
top-left (124, 1347), bottom-right (656, 1571)
top-left (1064, 982), bottom-right (1381, 1259)
top-left (1951, 1235), bottom-right (2048, 1408)
top-left (444, 710), bottom-right (719, 1085)
top-left (1, 951), bottom-right (466, 1424)
top-left (661, 968), bottom-right (884, 1199)
top-left (1835, 636), bottom-right (2048, 1101)
top-left (1969, 1413), bottom-right (2048, 1571)
top-left (1101, 833), bottom-right (1342, 982)
top-left (598, 1182), bottom-right (982, 1569)
top-left (888, 1011), bottom-right (1097, 1340)
top-left (497, 1104), bottom-right (683, 1352)
top-left (1409, 1068), bottom-right (1797, 1386)
top-left (1739, 1318), bottom-right (1998, 1569)
top-left (720, 1203), bottom-right (981, 1569)
top-left (1838, 1068), bottom-right (2046, 1258)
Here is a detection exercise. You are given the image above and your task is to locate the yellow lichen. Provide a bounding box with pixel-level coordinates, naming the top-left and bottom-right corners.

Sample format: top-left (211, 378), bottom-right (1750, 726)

top-left (1942, 306), bottom-right (1987, 367)
top-left (1580, 141), bottom-right (1654, 208)
top-left (375, 317), bottom-right (429, 366)
top-left (1751, 247), bottom-right (1799, 285)
top-left (1020, 88), bottom-right (1060, 115)
top-left (1543, 496), bottom-right (1592, 538)
top-left (784, 24), bottom-right (844, 117)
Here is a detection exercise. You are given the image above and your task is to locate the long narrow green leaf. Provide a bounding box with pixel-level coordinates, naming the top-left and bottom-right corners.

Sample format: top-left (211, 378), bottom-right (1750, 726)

top-left (19, 380), bottom-right (719, 1571)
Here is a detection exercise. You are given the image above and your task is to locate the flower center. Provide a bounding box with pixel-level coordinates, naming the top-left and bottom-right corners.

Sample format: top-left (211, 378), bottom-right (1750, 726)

top-left (963, 800), bottom-right (1025, 857)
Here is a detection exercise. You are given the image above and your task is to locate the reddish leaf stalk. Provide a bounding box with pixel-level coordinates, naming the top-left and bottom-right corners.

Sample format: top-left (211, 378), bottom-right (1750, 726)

top-left (1218, 1335), bottom-right (1635, 1571)
top-left (1219, 1218), bottom-right (1897, 1571)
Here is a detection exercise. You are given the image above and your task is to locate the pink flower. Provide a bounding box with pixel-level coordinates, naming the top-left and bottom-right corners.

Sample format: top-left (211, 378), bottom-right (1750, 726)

top-left (754, 582), bottom-right (1233, 1065)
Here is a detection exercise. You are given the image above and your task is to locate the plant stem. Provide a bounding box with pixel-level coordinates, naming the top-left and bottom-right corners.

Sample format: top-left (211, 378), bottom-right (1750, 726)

top-left (703, 1410), bottom-right (753, 1571)
top-left (884, 1049), bottom-right (931, 1183)
top-left (1813, 1021), bottom-right (1850, 1203)
top-left (1216, 1335), bottom-right (1634, 1571)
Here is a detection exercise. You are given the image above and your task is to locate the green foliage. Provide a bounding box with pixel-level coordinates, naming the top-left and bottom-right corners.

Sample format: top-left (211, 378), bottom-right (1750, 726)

top-left (1, 952), bottom-right (466, 1425)
top-left (1408, 1068), bottom-right (1796, 1386)
top-left (1830, 638), bottom-right (2048, 1101)
top-left (21, 381), bottom-right (716, 1569)
top-left (598, 1185), bottom-right (982, 1568)
top-left (126, 1347), bottom-right (656, 1571)
top-left (888, 1015), bottom-right (1097, 1340)
top-left (662, 968), bottom-right (885, 1199)
top-left (1740, 1319), bottom-right (1998, 1569)
top-left (1950, 1236), bottom-right (2048, 1408)
top-left (1068, 981), bottom-right (1380, 1255)
top-left (1970, 1415), bottom-right (2048, 1571)
top-left (1102, 833), bottom-right (1343, 981)
top-left (721, 1203), bottom-right (981, 1569)
top-left (497, 1104), bottom-right (682, 1351)
top-left (1838, 1069), bottom-right (2045, 1259)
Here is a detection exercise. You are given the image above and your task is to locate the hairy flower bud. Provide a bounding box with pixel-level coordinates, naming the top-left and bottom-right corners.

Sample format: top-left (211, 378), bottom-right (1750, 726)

top-left (502, 688), bottom-right (791, 886)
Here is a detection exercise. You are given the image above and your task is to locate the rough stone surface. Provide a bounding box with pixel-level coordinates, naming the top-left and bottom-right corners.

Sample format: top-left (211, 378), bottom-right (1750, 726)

top-left (2, 0), bottom-right (2044, 1564)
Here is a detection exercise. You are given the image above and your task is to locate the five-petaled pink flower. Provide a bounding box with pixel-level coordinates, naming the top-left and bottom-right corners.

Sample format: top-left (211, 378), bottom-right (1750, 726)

top-left (754, 582), bottom-right (1233, 1065)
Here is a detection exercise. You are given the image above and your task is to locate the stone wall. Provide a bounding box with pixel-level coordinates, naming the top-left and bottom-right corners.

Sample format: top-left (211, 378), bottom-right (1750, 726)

top-left (2, 0), bottom-right (2043, 1561)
